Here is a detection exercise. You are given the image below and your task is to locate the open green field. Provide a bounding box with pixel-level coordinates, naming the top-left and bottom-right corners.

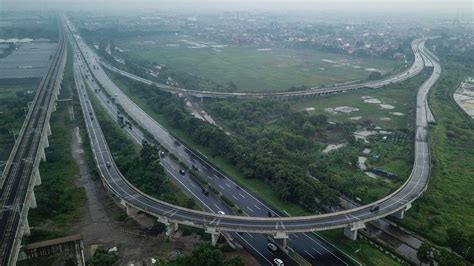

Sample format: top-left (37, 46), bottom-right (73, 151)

top-left (119, 36), bottom-right (401, 92)
top-left (401, 61), bottom-right (474, 246)
top-left (292, 69), bottom-right (431, 130)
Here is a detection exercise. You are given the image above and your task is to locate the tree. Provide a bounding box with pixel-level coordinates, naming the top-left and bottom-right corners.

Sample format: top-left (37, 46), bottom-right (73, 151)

top-left (417, 243), bottom-right (433, 265)
top-left (224, 256), bottom-right (244, 266)
top-left (447, 227), bottom-right (467, 254)
top-left (166, 244), bottom-right (243, 266)
top-left (435, 249), bottom-right (465, 266)
top-left (87, 248), bottom-right (118, 266)
top-left (368, 71), bottom-right (382, 81)
top-left (302, 121), bottom-right (316, 137)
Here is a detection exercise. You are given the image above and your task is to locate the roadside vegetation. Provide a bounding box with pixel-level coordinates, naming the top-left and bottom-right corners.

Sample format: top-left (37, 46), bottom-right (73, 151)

top-left (161, 245), bottom-right (244, 266)
top-left (0, 84), bottom-right (36, 163)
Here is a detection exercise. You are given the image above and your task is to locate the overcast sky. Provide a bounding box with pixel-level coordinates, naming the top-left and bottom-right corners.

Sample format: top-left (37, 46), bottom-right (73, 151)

top-left (1, 0), bottom-right (473, 17)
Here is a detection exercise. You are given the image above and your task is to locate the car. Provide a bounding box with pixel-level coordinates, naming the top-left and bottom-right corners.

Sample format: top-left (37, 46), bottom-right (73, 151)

top-left (273, 258), bottom-right (284, 266)
top-left (267, 242), bottom-right (277, 251)
top-left (179, 169), bottom-right (185, 175)
top-left (370, 205), bottom-right (380, 212)
top-left (159, 151), bottom-right (165, 158)
top-left (106, 162), bottom-right (111, 168)
top-left (192, 164), bottom-right (198, 171)
top-left (201, 188), bottom-right (209, 196)
top-left (267, 211), bottom-right (273, 217)
top-left (217, 211), bottom-right (225, 215)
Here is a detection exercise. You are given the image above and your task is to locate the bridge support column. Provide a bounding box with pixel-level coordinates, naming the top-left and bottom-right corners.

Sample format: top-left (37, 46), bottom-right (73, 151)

top-left (34, 167), bottom-right (42, 186)
top-left (46, 121), bottom-right (52, 136)
top-left (273, 231), bottom-right (289, 251)
top-left (43, 134), bottom-right (49, 149)
top-left (29, 190), bottom-right (37, 209)
top-left (125, 205), bottom-right (139, 217)
top-left (157, 217), bottom-right (179, 237)
top-left (344, 221), bottom-right (365, 240)
top-left (22, 218), bottom-right (31, 236)
top-left (392, 202), bottom-right (412, 219)
top-left (205, 227), bottom-right (220, 247)
top-left (120, 200), bottom-right (139, 217)
top-left (166, 222), bottom-right (179, 237)
top-left (40, 146), bottom-right (46, 162)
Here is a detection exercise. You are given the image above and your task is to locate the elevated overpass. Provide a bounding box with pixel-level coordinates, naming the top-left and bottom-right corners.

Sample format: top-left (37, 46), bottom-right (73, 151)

top-left (0, 22), bottom-right (67, 265)
top-left (67, 11), bottom-right (441, 251)
top-left (100, 38), bottom-right (426, 99)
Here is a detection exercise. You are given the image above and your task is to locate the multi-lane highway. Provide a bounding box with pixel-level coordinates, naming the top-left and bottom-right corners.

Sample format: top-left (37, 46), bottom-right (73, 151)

top-left (67, 17), bottom-right (352, 266)
top-left (70, 40), bottom-right (299, 265)
top-left (65, 14), bottom-right (440, 265)
top-left (65, 16), bottom-right (360, 265)
top-left (0, 22), bottom-right (67, 265)
top-left (100, 38), bottom-right (426, 99)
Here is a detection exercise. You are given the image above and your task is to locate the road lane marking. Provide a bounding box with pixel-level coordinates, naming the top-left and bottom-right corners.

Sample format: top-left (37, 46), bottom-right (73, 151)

top-left (311, 247), bottom-right (322, 255)
top-left (304, 249), bottom-right (315, 259)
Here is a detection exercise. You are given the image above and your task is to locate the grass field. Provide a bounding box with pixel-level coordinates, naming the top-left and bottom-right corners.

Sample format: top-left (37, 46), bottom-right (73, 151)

top-left (119, 36), bottom-right (401, 92)
top-left (292, 69), bottom-right (431, 130)
top-left (401, 61), bottom-right (474, 245)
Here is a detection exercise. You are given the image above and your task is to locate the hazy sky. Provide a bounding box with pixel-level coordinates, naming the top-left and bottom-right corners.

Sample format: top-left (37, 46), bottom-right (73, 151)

top-left (1, 0), bottom-right (473, 17)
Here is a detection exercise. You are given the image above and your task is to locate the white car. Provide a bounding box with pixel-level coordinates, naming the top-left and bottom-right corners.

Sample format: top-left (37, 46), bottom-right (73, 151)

top-left (217, 211), bottom-right (225, 215)
top-left (273, 258), bottom-right (284, 266)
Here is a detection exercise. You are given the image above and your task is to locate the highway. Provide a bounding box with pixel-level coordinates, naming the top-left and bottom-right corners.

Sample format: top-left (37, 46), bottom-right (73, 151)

top-left (0, 22), bottom-right (67, 265)
top-left (65, 14), bottom-right (440, 265)
top-left (99, 38), bottom-right (426, 99)
top-left (66, 17), bottom-right (356, 265)
top-left (71, 42), bottom-right (298, 265)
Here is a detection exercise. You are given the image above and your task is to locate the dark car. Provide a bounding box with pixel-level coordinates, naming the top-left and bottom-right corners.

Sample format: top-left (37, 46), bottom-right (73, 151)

top-left (370, 205), bottom-right (380, 212)
top-left (192, 164), bottom-right (198, 171)
top-left (160, 151), bottom-right (165, 158)
top-left (106, 161), bottom-right (111, 168)
top-left (179, 169), bottom-right (185, 175)
top-left (201, 188), bottom-right (209, 196)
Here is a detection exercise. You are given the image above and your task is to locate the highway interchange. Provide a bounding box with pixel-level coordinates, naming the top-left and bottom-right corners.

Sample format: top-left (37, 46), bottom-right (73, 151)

top-left (67, 17), bottom-right (352, 266)
top-left (64, 14), bottom-right (440, 265)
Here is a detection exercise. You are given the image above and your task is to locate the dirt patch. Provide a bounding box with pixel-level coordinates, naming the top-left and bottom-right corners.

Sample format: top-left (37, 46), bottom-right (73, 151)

top-left (380, 104), bottom-right (395, 109)
top-left (67, 127), bottom-right (208, 264)
top-left (322, 143), bottom-right (345, 153)
top-left (304, 107), bottom-right (315, 111)
top-left (379, 117), bottom-right (391, 121)
top-left (390, 112), bottom-right (405, 116)
top-left (364, 98), bottom-right (382, 104)
top-left (358, 156), bottom-right (367, 170)
top-left (349, 116), bottom-right (362, 120)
